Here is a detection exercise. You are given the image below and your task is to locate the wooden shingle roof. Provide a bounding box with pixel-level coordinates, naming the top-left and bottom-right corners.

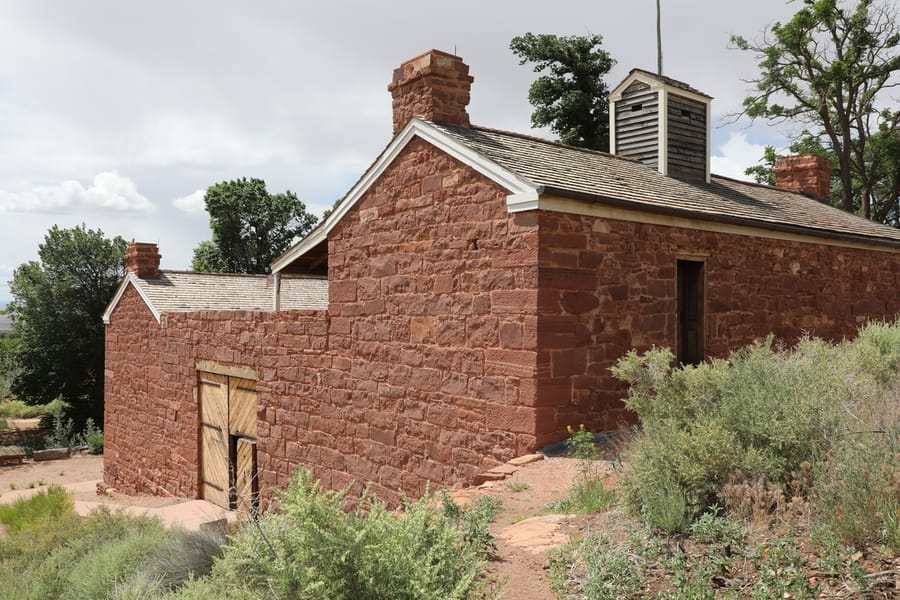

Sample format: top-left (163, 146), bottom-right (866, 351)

top-left (103, 271), bottom-right (327, 324)
top-left (430, 123), bottom-right (900, 248)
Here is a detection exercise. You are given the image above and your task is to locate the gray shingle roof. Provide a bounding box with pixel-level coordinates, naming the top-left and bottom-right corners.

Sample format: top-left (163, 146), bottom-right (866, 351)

top-left (626, 68), bottom-right (712, 98)
top-left (430, 123), bottom-right (900, 247)
top-left (134, 271), bottom-right (328, 312)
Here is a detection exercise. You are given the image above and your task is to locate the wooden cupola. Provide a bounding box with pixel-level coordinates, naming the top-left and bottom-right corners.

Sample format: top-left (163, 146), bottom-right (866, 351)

top-left (609, 69), bottom-right (712, 183)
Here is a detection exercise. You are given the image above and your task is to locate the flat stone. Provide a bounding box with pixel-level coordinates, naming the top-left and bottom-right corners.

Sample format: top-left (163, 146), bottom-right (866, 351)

top-left (508, 453), bottom-right (544, 466)
top-left (487, 463), bottom-right (519, 476)
top-left (471, 471), bottom-right (508, 486)
top-left (497, 514), bottom-right (571, 555)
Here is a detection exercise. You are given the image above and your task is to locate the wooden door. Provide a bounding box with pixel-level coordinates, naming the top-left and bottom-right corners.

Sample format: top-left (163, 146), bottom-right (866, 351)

top-left (199, 371), bottom-right (259, 511)
top-left (234, 438), bottom-right (258, 514)
top-left (230, 377), bottom-right (258, 513)
top-left (199, 372), bottom-right (230, 508)
top-left (677, 260), bottom-right (705, 366)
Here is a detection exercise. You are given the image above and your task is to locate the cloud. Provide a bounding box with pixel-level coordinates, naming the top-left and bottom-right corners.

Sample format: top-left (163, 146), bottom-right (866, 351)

top-left (172, 189), bottom-right (206, 214)
top-left (0, 171), bottom-right (153, 213)
top-left (711, 132), bottom-right (769, 181)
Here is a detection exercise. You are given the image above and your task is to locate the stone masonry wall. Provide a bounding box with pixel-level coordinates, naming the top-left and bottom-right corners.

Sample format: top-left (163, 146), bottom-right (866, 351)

top-left (104, 138), bottom-right (541, 505)
top-left (535, 210), bottom-right (900, 439)
top-left (325, 137), bottom-right (540, 501)
top-left (104, 286), bottom-right (330, 503)
top-left (104, 285), bottom-right (167, 494)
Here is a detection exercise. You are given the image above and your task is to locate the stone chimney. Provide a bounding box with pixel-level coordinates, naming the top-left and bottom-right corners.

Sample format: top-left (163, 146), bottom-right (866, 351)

top-left (387, 50), bottom-right (473, 134)
top-left (774, 154), bottom-right (832, 199)
top-left (125, 242), bottom-right (161, 278)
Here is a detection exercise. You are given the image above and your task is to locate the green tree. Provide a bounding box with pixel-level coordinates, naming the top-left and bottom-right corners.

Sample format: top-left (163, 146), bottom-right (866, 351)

top-left (732, 0), bottom-right (900, 224)
top-left (5, 225), bottom-right (127, 424)
top-left (510, 33), bottom-right (616, 151)
top-left (191, 178), bottom-right (318, 274)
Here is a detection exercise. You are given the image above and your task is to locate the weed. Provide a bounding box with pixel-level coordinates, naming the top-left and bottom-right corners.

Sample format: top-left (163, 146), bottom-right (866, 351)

top-left (0, 399), bottom-right (55, 420)
top-left (551, 531), bottom-right (647, 600)
top-left (8, 482), bottom-right (16, 490)
top-left (506, 480), bottom-right (529, 493)
top-left (0, 485), bottom-right (73, 533)
top-left (551, 424), bottom-right (615, 514)
top-left (175, 469), bottom-right (496, 599)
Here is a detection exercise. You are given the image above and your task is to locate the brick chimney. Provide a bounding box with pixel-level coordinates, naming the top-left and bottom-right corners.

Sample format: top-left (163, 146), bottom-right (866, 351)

top-left (125, 242), bottom-right (161, 278)
top-left (774, 154), bottom-right (832, 199)
top-left (387, 50), bottom-right (473, 134)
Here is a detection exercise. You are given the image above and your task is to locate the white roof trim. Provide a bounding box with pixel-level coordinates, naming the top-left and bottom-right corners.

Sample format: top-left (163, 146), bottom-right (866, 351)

top-left (271, 118), bottom-right (538, 273)
top-left (101, 273), bottom-right (161, 325)
top-left (507, 190), bottom-right (540, 212)
top-left (609, 70), bottom-right (711, 105)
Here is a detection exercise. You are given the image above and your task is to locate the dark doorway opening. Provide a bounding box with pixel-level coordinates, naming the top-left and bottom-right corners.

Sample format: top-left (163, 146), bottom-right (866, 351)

top-left (677, 260), bottom-right (705, 366)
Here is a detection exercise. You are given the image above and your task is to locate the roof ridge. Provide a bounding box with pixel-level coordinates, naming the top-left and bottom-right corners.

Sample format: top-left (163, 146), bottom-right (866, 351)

top-left (463, 123), bottom-right (641, 164)
top-left (159, 270), bottom-right (270, 278)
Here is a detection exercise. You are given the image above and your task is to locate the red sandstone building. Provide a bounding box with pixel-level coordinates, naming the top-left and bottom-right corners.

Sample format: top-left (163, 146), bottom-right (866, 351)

top-left (102, 51), bottom-right (900, 510)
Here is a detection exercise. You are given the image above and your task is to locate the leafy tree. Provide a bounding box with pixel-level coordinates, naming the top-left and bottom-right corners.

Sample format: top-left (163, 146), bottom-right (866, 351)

top-left (5, 225), bottom-right (127, 424)
top-left (191, 178), bottom-right (317, 274)
top-left (732, 0), bottom-right (900, 224)
top-left (190, 240), bottom-right (228, 273)
top-left (510, 33), bottom-right (616, 151)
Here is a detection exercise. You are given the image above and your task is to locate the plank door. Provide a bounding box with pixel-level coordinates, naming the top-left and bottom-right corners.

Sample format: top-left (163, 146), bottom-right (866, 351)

top-left (677, 259), bottom-right (705, 366)
top-left (199, 372), bottom-right (230, 508)
top-left (230, 377), bottom-right (258, 513)
top-left (234, 438), bottom-right (259, 514)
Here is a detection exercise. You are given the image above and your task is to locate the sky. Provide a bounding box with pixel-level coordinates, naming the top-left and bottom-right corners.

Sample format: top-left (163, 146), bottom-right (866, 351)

top-left (0, 0), bottom-right (805, 305)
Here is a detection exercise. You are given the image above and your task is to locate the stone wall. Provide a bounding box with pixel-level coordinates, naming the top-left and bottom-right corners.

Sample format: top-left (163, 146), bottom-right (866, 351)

top-left (325, 137), bottom-right (540, 500)
top-left (104, 286), bottom-right (330, 503)
top-left (105, 141), bottom-right (900, 506)
top-left (535, 210), bottom-right (900, 438)
top-left (104, 138), bottom-right (542, 504)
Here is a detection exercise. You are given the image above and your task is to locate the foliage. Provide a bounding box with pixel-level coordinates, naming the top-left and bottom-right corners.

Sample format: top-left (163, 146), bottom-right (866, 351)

top-left (732, 0), bottom-right (900, 225)
top-left (174, 469), bottom-right (495, 599)
top-left (0, 491), bottom-right (222, 600)
top-left (612, 340), bottom-right (843, 531)
top-left (0, 485), bottom-right (73, 534)
top-left (510, 33), bottom-right (616, 150)
top-left (84, 424), bottom-right (104, 454)
top-left (550, 531), bottom-right (647, 600)
top-left (441, 493), bottom-right (503, 559)
top-left (813, 376), bottom-right (900, 552)
top-left (0, 398), bottom-right (54, 419)
top-left (550, 425), bottom-right (616, 514)
top-left (5, 224), bottom-right (126, 425)
top-left (611, 319), bottom-right (900, 546)
top-left (191, 178), bottom-right (317, 274)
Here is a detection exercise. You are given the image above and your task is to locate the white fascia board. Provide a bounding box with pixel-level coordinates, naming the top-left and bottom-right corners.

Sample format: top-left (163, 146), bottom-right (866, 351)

top-left (101, 273), bottom-right (161, 325)
top-left (507, 189), bottom-right (540, 212)
top-left (271, 118), bottom-right (537, 273)
top-left (610, 70), bottom-right (711, 106)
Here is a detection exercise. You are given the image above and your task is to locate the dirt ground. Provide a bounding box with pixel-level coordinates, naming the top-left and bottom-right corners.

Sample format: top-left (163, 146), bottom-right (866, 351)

top-left (0, 453), bottom-right (102, 497)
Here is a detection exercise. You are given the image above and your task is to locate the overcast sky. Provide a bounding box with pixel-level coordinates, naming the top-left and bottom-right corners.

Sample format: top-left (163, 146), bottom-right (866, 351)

top-left (0, 0), bottom-right (805, 305)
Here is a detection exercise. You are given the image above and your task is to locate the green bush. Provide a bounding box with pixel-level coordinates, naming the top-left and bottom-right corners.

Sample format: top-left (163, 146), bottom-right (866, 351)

top-left (613, 340), bottom-right (844, 530)
top-left (77, 418), bottom-right (104, 454)
top-left (0, 398), bottom-right (54, 419)
top-left (176, 469), bottom-right (495, 599)
top-left (0, 485), bottom-right (74, 533)
top-left (63, 526), bottom-right (173, 600)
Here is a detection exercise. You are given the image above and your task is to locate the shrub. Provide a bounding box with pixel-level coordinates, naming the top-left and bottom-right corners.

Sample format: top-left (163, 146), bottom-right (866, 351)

top-left (0, 485), bottom-right (73, 533)
top-left (76, 418), bottom-right (104, 454)
top-left (63, 526), bottom-right (173, 600)
top-left (612, 339), bottom-right (844, 531)
top-left (550, 425), bottom-right (616, 514)
top-left (551, 531), bottom-right (646, 600)
top-left (814, 428), bottom-right (900, 552)
top-left (0, 398), bottom-right (53, 419)
top-left (177, 469), bottom-right (495, 599)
